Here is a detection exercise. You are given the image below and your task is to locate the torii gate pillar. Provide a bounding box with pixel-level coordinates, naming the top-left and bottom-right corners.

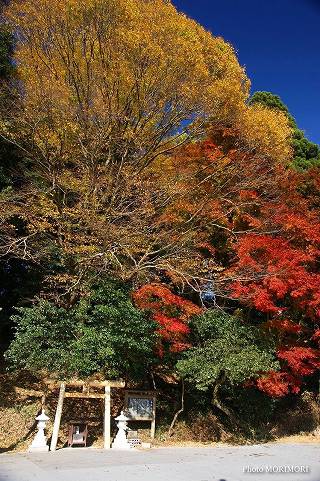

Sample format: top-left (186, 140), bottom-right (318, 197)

top-left (47, 380), bottom-right (125, 451)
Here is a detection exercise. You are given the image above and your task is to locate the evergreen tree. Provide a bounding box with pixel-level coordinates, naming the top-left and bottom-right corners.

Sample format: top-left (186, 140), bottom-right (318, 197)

top-left (6, 280), bottom-right (157, 379)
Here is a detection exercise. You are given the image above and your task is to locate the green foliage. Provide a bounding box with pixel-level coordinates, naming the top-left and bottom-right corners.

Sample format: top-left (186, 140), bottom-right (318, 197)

top-left (5, 301), bottom-right (74, 373)
top-left (291, 129), bottom-right (320, 170)
top-left (0, 259), bottom-right (44, 352)
top-left (250, 91), bottom-right (320, 170)
top-left (5, 280), bottom-right (157, 379)
top-left (176, 310), bottom-right (279, 390)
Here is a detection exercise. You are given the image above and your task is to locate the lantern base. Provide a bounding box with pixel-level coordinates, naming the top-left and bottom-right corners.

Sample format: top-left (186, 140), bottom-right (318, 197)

top-left (28, 446), bottom-right (49, 453)
top-left (111, 442), bottom-right (132, 450)
top-left (112, 434), bottom-right (132, 450)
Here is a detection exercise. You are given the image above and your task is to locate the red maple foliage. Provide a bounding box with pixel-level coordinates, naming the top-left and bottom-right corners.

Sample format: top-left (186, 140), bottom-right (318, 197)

top-left (230, 234), bottom-right (320, 317)
top-left (264, 319), bottom-right (304, 335)
top-left (146, 132), bottom-right (320, 397)
top-left (257, 371), bottom-right (302, 397)
top-left (226, 166), bottom-right (320, 397)
top-left (277, 347), bottom-right (320, 376)
top-left (175, 134), bottom-right (320, 398)
top-left (133, 284), bottom-right (202, 355)
top-left (256, 346), bottom-right (320, 397)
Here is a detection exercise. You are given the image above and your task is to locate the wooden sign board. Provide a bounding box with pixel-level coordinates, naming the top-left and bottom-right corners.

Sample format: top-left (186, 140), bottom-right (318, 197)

top-left (124, 390), bottom-right (156, 438)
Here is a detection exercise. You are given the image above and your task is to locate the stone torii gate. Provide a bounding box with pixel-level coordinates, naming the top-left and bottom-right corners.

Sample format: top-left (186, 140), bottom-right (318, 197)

top-left (46, 380), bottom-right (125, 451)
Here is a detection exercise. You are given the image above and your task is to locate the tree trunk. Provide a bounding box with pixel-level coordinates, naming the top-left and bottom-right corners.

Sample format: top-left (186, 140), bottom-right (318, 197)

top-left (168, 379), bottom-right (185, 437)
top-left (212, 372), bottom-right (239, 429)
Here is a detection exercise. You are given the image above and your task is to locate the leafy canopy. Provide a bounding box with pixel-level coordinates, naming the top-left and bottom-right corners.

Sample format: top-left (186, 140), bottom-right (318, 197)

top-left (177, 310), bottom-right (279, 390)
top-left (0, 0), bottom-right (249, 288)
top-left (5, 280), bottom-right (157, 379)
top-left (0, 0), bottom-right (292, 293)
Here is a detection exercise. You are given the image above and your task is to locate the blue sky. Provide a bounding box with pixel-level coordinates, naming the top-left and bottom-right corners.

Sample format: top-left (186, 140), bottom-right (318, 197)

top-left (172, 0), bottom-right (320, 144)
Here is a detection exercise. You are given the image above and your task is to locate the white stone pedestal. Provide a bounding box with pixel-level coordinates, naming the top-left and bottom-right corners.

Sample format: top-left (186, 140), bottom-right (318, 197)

top-left (29, 410), bottom-right (50, 453)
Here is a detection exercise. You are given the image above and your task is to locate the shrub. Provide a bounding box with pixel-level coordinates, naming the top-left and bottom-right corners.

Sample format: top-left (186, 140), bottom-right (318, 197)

top-left (5, 280), bottom-right (157, 379)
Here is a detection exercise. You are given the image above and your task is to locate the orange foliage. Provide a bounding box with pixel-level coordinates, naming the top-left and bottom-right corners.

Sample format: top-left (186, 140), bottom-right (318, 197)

top-left (277, 347), bottom-right (320, 376)
top-left (264, 319), bottom-right (304, 335)
top-left (133, 284), bottom-right (202, 354)
top-left (257, 371), bottom-right (302, 397)
top-left (230, 234), bottom-right (320, 317)
top-left (257, 347), bottom-right (320, 397)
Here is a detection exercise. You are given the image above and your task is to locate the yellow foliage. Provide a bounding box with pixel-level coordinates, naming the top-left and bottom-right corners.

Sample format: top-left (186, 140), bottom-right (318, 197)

top-left (0, 0), bottom-right (293, 291)
top-left (5, 0), bottom-right (249, 174)
top-left (236, 104), bottom-right (293, 163)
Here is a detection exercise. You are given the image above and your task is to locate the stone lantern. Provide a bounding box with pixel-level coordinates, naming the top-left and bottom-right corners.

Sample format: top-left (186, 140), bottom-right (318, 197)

top-left (29, 410), bottom-right (50, 452)
top-left (112, 411), bottom-right (132, 450)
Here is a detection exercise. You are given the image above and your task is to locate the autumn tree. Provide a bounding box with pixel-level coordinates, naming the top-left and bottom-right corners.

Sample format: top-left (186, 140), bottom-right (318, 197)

top-left (133, 283), bottom-right (201, 355)
top-left (156, 124), bottom-right (319, 399)
top-left (0, 0), bottom-right (252, 295)
top-left (149, 117), bottom-right (291, 298)
top-left (225, 166), bottom-right (320, 396)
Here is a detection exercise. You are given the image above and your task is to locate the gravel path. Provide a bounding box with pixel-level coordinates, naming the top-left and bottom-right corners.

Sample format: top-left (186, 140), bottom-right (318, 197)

top-left (0, 444), bottom-right (319, 481)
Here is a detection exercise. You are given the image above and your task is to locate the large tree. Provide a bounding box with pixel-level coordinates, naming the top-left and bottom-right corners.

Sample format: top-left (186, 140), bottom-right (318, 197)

top-left (0, 0), bottom-right (247, 288)
top-left (0, 0), bottom-right (292, 300)
top-left (153, 127), bottom-right (320, 398)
